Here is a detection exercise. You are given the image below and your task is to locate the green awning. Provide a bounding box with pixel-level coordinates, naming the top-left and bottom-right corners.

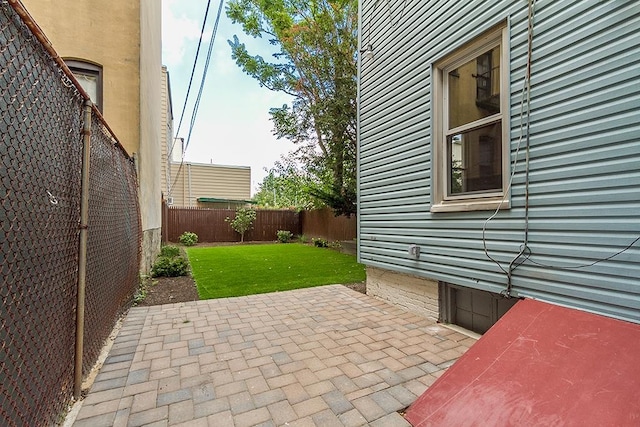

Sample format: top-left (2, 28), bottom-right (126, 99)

top-left (196, 197), bottom-right (256, 204)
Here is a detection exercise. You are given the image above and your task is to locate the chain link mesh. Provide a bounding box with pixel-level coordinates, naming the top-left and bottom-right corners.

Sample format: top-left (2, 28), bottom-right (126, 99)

top-left (0, 3), bottom-right (141, 425)
top-left (83, 117), bottom-right (141, 375)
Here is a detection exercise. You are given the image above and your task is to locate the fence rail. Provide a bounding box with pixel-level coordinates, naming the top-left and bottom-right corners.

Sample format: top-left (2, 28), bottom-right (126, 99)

top-left (300, 208), bottom-right (357, 242)
top-left (163, 205), bottom-right (356, 243)
top-left (0, 3), bottom-right (141, 426)
top-left (163, 205), bottom-right (301, 242)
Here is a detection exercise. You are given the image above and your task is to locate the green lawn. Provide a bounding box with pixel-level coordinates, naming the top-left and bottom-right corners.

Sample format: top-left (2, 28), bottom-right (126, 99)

top-left (186, 243), bottom-right (365, 299)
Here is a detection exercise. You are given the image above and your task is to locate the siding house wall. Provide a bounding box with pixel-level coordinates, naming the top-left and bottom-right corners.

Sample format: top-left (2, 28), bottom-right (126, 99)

top-left (169, 162), bottom-right (251, 207)
top-left (161, 66), bottom-right (174, 198)
top-left (358, 0), bottom-right (640, 322)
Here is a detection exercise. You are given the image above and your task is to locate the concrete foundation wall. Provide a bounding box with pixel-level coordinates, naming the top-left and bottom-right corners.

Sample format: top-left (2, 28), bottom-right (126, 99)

top-left (366, 267), bottom-right (440, 321)
top-left (141, 227), bottom-right (161, 275)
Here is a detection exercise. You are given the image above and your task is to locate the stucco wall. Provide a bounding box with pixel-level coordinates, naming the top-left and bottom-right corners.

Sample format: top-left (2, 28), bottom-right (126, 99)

top-left (22, 0), bottom-right (141, 156)
top-left (23, 0), bottom-right (163, 273)
top-left (139, 0), bottom-right (162, 267)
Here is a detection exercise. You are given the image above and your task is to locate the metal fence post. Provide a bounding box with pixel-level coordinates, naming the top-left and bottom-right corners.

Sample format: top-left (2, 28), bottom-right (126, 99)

top-left (74, 100), bottom-right (92, 398)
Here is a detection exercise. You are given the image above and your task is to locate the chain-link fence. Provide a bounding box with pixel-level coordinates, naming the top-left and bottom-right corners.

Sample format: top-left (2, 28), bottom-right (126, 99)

top-left (0, 2), bottom-right (141, 425)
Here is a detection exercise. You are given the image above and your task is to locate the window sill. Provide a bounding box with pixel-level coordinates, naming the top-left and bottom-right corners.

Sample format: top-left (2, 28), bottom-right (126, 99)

top-left (430, 198), bottom-right (509, 213)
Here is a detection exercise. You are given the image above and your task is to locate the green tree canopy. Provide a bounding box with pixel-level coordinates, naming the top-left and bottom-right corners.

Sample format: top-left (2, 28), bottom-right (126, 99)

top-left (252, 153), bottom-right (323, 210)
top-left (227, 0), bottom-right (358, 216)
top-left (225, 207), bottom-right (257, 242)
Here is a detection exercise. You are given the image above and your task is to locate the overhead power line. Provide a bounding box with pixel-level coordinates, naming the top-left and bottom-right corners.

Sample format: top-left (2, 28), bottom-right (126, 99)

top-left (184, 0), bottom-right (224, 154)
top-left (168, 0), bottom-right (212, 161)
top-left (169, 0), bottom-right (224, 195)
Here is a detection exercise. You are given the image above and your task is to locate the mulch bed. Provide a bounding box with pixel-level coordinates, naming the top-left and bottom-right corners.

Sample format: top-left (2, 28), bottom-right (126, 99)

top-left (136, 276), bottom-right (199, 306)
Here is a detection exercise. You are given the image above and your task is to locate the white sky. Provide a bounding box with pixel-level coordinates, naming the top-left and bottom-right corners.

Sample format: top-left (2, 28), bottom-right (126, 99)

top-left (162, 0), bottom-right (295, 194)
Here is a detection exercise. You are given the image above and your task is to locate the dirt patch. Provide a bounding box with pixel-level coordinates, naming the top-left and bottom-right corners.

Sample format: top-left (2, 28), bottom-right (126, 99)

top-left (137, 275), bottom-right (366, 306)
top-left (343, 281), bottom-right (366, 294)
top-left (136, 276), bottom-right (199, 306)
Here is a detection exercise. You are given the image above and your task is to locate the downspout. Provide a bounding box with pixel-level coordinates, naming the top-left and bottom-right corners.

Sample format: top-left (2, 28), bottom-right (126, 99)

top-left (74, 100), bottom-right (92, 398)
top-left (356, 0), bottom-right (364, 262)
top-left (182, 164), bottom-right (186, 206)
top-left (165, 155), bottom-right (170, 197)
top-left (188, 163), bottom-right (192, 207)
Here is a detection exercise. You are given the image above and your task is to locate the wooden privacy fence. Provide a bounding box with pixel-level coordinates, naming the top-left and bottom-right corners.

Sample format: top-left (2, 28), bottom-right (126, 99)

top-left (162, 205), bottom-right (357, 243)
top-left (163, 206), bottom-right (301, 243)
top-left (300, 208), bottom-right (357, 241)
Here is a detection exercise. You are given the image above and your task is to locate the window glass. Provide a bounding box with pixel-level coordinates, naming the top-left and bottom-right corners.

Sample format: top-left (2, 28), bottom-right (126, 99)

top-left (448, 46), bottom-right (501, 130)
top-left (73, 72), bottom-right (98, 104)
top-left (65, 59), bottom-right (102, 111)
top-left (432, 26), bottom-right (507, 212)
top-left (448, 122), bottom-right (502, 195)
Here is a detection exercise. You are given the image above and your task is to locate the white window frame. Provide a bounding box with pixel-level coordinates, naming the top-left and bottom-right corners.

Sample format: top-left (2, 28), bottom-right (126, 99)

top-left (431, 25), bottom-right (510, 213)
top-left (65, 59), bottom-right (103, 111)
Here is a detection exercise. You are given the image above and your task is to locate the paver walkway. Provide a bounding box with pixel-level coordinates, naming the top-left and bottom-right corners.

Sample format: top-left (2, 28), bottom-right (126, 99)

top-left (73, 285), bottom-right (476, 426)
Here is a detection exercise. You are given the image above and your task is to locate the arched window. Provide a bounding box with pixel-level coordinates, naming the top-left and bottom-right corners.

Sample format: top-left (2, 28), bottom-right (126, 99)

top-left (65, 59), bottom-right (103, 111)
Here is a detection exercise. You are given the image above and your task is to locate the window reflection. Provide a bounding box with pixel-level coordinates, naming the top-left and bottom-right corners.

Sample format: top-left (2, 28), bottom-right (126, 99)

top-left (448, 122), bottom-right (502, 195)
top-left (448, 46), bottom-right (500, 130)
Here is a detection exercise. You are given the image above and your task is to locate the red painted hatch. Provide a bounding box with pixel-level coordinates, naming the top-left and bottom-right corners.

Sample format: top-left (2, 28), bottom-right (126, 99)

top-left (405, 299), bottom-right (640, 426)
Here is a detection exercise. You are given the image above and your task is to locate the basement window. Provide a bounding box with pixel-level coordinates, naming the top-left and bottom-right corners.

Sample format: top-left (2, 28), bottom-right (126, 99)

top-left (439, 282), bottom-right (518, 334)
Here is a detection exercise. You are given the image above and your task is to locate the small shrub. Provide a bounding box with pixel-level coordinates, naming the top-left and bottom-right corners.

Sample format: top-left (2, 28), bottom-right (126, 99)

top-left (151, 256), bottom-right (189, 277)
top-left (328, 241), bottom-right (342, 250)
top-left (277, 230), bottom-right (293, 243)
top-left (179, 231), bottom-right (198, 246)
top-left (133, 276), bottom-right (155, 305)
top-left (297, 234), bottom-right (308, 244)
top-left (312, 237), bottom-right (328, 248)
top-left (133, 287), bottom-right (147, 304)
top-left (160, 245), bottom-right (180, 258)
top-left (225, 207), bottom-right (256, 242)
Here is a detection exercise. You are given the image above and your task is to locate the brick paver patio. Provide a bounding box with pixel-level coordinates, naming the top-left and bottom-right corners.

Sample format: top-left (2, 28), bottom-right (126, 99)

top-left (72, 285), bottom-right (476, 426)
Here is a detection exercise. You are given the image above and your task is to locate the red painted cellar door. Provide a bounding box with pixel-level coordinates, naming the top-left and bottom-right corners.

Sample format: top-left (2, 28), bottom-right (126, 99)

top-left (405, 299), bottom-right (640, 426)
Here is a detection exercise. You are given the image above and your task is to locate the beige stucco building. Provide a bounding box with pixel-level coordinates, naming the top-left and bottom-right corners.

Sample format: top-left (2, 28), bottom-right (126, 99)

top-left (22, 0), bottom-right (163, 273)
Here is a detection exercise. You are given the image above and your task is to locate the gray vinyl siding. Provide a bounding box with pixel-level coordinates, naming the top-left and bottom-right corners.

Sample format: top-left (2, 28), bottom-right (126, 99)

top-left (357, 0), bottom-right (640, 322)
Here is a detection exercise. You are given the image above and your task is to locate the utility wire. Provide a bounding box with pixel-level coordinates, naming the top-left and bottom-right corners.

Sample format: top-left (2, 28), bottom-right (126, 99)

top-left (168, 0), bottom-right (213, 163)
top-left (170, 0), bottom-right (225, 194)
top-left (523, 235), bottom-right (640, 270)
top-left (384, 0), bottom-right (408, 28)
top-left (482, 0), bottom-right (536, 293)
top-left (483, 0), bottom-right (639, 293)
top-left (184, 0), bottom-right (224, 154)
top-left (504, 0), bottom-right (536, 296)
